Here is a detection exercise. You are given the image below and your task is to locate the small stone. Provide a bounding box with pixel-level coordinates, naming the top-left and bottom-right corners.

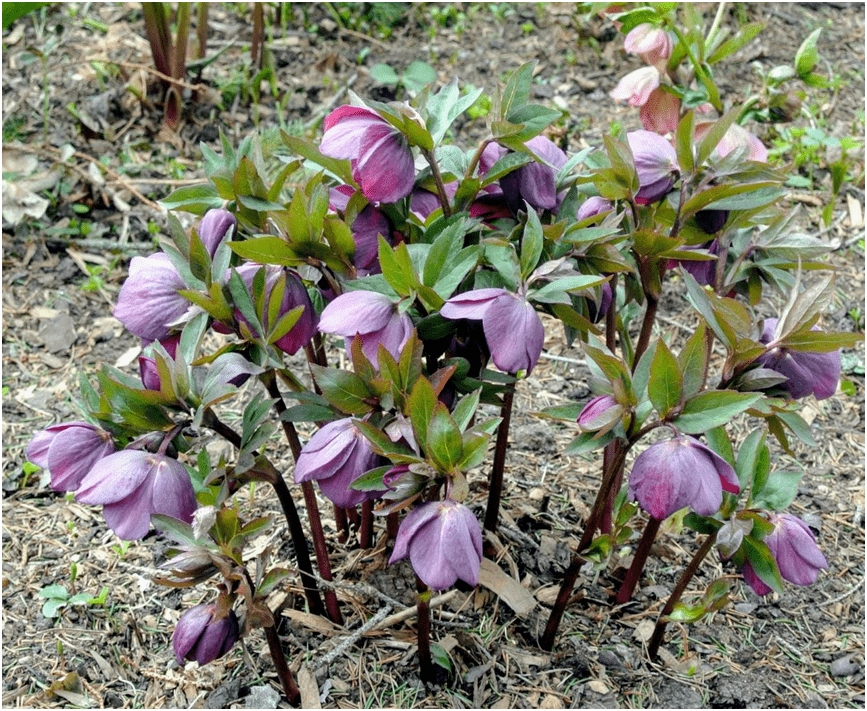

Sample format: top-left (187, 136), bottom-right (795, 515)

top-left (246, 684), bottom-right (280, 709)
top-left (205, 679), bottom-right (240, 709)
top-left (597, 650), bottom-right (621, 668)
top-left (38, 313), bottom-right (77, 353)
top-left (829, 655), bottom-right (861, 677)
top-left (587, 680), bottom-right (609, 695)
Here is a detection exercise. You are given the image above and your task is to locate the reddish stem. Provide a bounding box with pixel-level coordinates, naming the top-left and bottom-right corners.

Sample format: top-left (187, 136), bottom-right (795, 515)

top-left (616, 515), bottom-right (662, 604)
top-left (484, 384), bottom-right (515, 533)
top-left (359, 499), bottom-right (374, 549)
top-left (264, 624), bottom-right (301, 706)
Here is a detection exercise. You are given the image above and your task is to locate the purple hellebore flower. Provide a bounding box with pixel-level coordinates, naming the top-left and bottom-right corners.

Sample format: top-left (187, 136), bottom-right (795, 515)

top-left (757, 318), bottom-right (841, 400)
top-left (742, 513), bottom-right (828, 595)
top-left (628, 435), bottom-right (740, 520)
top-left (627, 130), bottom-right (679, 204)
top-left (197, 208), bottom-right (236, 257)
top-left (293, 418), bottom-right (381, 508)
top-left (610, 66), bottom-right (661, 107)
top-left (623, 23), bottom-right (673, 67)
top-left (27, 421), bottom-right (116, 492)
top-left (76, 450), bottom-right (197, 540)
top-left (389, 499), bottom-right (483, 590)
top-left (330, 185), bottom-right (393, 274)
top-left (173, 604), bottom-right (240, 666)
top-left (320, 105), bottom-right (415, 203)
top-left (222, 263), bottom-right (318, 355)
top-left (440, 288), bottom-right (545, 375)
top-left (114, 252), bottom-right (190, 343)
top-left (577, 196), bottom-right (612, 222)
top-left (498, 136), bottom-right (568, 213)
top-left (669, 239), bottom-right (721, 287)
top-left (318, 290), bottom-right (413, 363)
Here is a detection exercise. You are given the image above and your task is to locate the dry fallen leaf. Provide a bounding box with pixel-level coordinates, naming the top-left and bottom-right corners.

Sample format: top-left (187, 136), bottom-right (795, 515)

top-left (478, 558), bottom-right (536, 616)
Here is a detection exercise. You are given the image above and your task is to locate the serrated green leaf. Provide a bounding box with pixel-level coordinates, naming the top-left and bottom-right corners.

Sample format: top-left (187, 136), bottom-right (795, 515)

top-left (648, 340), bottom-right (683, 417)
top-left (674, 391), bottom-right (762, 433)
top-left (426, 403), bottom-right (463, 471)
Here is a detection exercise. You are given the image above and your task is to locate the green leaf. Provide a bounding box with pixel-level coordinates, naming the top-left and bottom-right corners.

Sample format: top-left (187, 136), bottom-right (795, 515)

top-left (507, 104), bottom-right (563, 141)
top-left (426, 403), bottom-right (463, 471)
top-left (499, 60), bottom-right (535, 120)
top-left (648, 340), bottom-right (683, 418)
top-left (735, 428), bottom-right (767, 492)
top-left (310, 364), bottom-right (373, 415)
top-left (794, 28), bottom-right (822, 78)
top-left (674, 391), bottom-right (762, 433)
top-left (229, 236), bottom-right (299, 266)
top-left (451, 388), bottom-right (482, 432)
top-left (42, 598), bottom-right (66, 618)
top-left (779, 329), bottom-right (863, 353)
top-left (520, 208), bottom-right (544, 279)
top-left (258, 568), bottom-right (293, 597)
top-left (160, 183), bottom-right (223, 214)
top-left (696, 107), bottom-right (743, 167)
top-left (403, 60), bottom-right (437, 93)
top-left (678, 322), bottom-right (708, 399)
top-left (675, 110), bottom-right (695, 174)
top-left (426, 79), bottom-right (484, 145)
top-left (752, 469), bottom-right (802, 510)
top-left (67, 592), bottom-right (93, 606)
top-left (668, 601), bottom-right (706, 623)
top-left (707, 22), bottom-right (764, 64)
top-left (430, 642), bottom-right (454, 674)
top-left (407, 377), bottom-right (437, 453)
top-left (482, 152), bottom-right (533, 187)
top-left (39, 584), bottom-right (68, 600)
top-left (741, 535), bottom-right (784, 594)
top-left (370, 62), bottom-right (400, 85)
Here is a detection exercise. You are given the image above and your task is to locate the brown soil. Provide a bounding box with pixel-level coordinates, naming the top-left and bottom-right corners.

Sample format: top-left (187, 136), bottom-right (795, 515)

top-left (2, 3), bottom-right (864, 709)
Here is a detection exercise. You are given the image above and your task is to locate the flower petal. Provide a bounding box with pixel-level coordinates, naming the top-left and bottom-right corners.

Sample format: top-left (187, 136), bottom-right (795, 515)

top-left (76, 451), bottom-right (152, 506)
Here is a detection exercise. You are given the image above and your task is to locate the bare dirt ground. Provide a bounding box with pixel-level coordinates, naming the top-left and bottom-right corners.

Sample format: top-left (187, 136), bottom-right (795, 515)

top-left (2, 3), bottom-right (865, 709)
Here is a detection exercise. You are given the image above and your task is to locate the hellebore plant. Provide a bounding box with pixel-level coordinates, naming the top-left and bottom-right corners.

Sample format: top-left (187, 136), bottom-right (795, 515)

top-left (24, 7), bottom-right (862, 704)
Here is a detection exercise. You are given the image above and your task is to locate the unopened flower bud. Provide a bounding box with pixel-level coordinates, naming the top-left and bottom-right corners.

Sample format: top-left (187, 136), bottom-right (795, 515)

top-left (173, 604), bottom-right (239, 666)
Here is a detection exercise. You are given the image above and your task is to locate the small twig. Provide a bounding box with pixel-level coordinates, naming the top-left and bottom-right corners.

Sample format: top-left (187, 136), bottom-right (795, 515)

top-left (314, 603), bottom-right (394, 676)
top-left (370, 589), bottom-right (459, 631)
top-left (113, 59), bottom-right (212, 93)
top-left (8, 235), bottom-right (154, 253)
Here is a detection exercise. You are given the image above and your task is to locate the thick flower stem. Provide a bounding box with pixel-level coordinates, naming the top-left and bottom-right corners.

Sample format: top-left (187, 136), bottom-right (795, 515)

top-left (271, 475), bottom-right (327, 617)
top-left (415, 580), bottom-right (435, 686)
top-left (616, 515), bottom-right (662, 604)
top-left (264, 623), bottom-right (301, 706)
top-left (201, 410), bottom-right (324, 617)
top-left (360, 499), bottom-right (374, 549)
top-left (335, 504), bottom-right (349, 543)
top-left (539, 554), bottom-right (583, 651)
top-left (421, 148), bottom-right (453, 218)
top-left (484, 383), bottom-right (516, 533)
top-left (647, 532), bottom-right (717, 660)
top-left (632, 293), bottom-right (659, 371)
top-left (262, 372), bottom-right (343, 625)
top-left (540, 441), bottom-right (628, 651)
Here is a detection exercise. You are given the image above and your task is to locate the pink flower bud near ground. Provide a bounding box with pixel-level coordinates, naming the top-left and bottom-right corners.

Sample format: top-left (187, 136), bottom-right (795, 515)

top-left (197, 208), bottom-right (236, 257)
top-left (627, 129), bottom-right (679, 203)
top-left (610, 66), bottom-right (661, 107)
top-left (173, 604), bottom-right (239, 666)
top-left (628, 435), bottom-right (739, 520)
top-left (440, 288), bottom-right (544, 375)
top-left (318, 290), bottom-right (413, 363)
top-left (624, 23), bottom-right (673, 67)
top-left (757, 318), bottom-right (841, 400)
top-left (389, 499), bottom-right (483, 590)
top-left (320, 105), bottom-right (415, 203)
top-left (639, 87), bottom-right (681, 135)
top-left (114, 252), bottom-right (190, 343)
top-left (27, 421), bottom-right (116, 492)
top-left (293, 418), bottom-right (381, 508)
top-left (75, 450), bottom-right (196, 540)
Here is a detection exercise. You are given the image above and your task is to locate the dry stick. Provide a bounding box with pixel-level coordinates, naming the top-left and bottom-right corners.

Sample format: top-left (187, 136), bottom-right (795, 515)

top-left (264, 624), bottom-right (301, 706)
top-left (647, 532), bottom-right (717, 659)
top-left (313, 603), bottom-right (394, 677)
top-left (616, 515), bottom-right (662, 604)
top-left (483, 383), bottom-right (516, 533)
top-left (202, 410), bottom-right (325, 617)
top-left (262, 373), bottom-right (344, 626)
